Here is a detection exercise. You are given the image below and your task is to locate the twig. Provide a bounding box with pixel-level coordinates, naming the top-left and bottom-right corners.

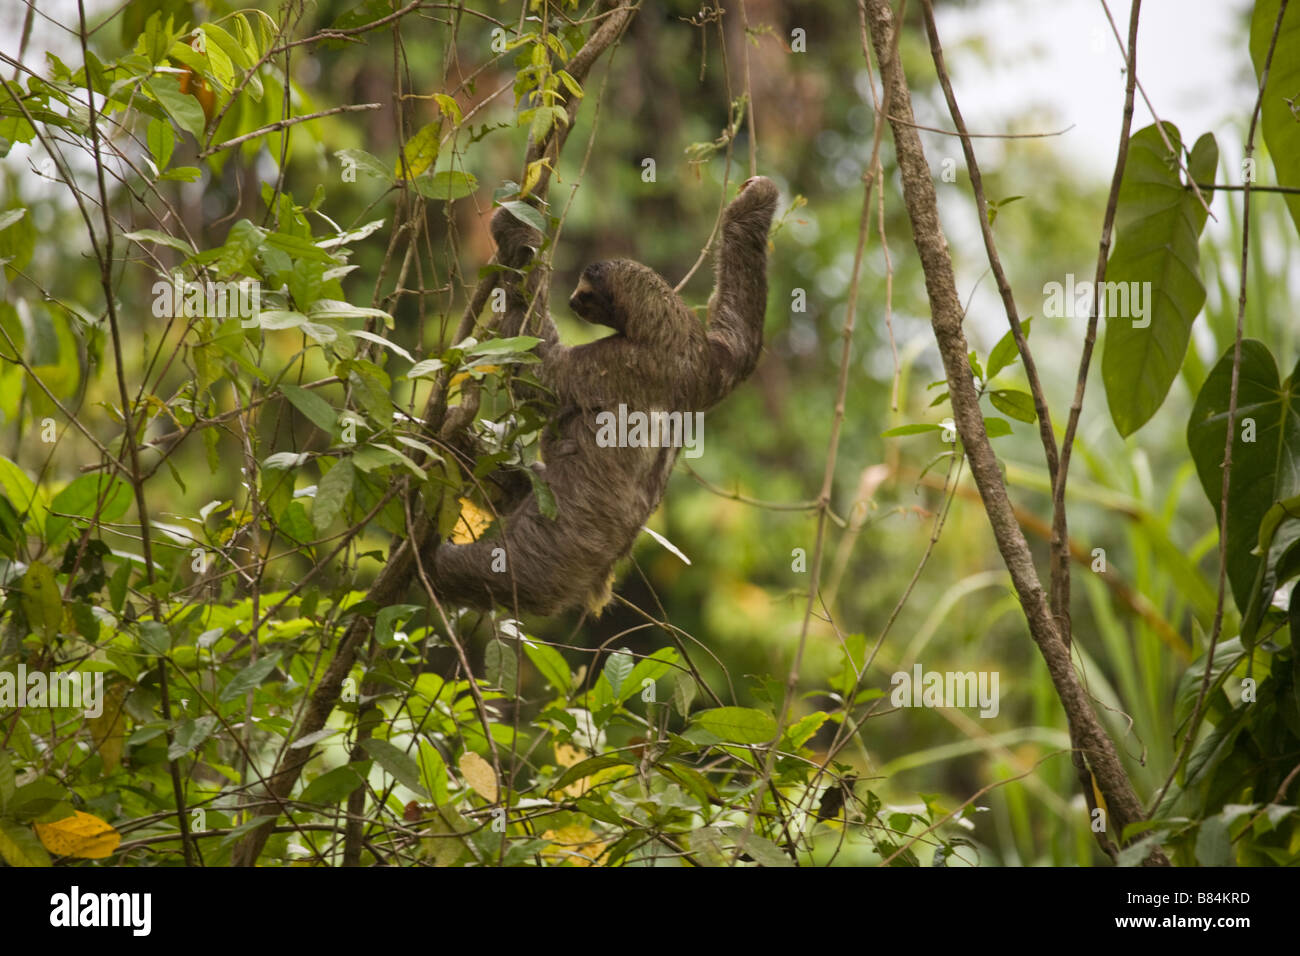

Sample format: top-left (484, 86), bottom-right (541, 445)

top-left (738, 0), bottom-right (757, 177)
top-left (1053, 0), bottom-right (1142, 652)
top-left (199, 103), bottom-right (382, 158)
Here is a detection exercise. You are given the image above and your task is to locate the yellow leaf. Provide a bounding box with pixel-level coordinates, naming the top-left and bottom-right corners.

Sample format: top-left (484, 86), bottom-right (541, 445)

top-left (520, 160), bottom-right (549, 198)
top-left (1090, 771), bottom-right (1109, 816)
top-left (88, 682), bottom-right (128, 773)
top-left (542, 825), bottom-right (606, 866)
top-left (457, 751), bottom-right (498, 802)
top-left (433, 93), bottom-right (462, 125)
top-left (553, 743), bottom-right (596, 797)
top-left (34, 811), bottom-right (121, 859)
top-left (396, 121), bottom-right (440, 179)
top-left (451, 497), bottom-right (494, 544)
top-left (554, 743), bottom-right (584, 769)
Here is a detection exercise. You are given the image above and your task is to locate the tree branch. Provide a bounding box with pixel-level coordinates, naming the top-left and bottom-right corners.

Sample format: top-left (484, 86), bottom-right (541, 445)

top-left (231, 1), bottom-right (639, 867)
top-left (862, 0), bottom-right (1165, 865)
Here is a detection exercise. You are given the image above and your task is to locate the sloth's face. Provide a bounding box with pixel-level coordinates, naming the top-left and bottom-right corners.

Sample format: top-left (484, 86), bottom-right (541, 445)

top-left (569, 262), bottom-right (624, 333)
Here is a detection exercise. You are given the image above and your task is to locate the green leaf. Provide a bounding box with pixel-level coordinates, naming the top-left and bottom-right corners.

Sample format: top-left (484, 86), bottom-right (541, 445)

top-left (1173, 638), bottom-right (1248, 733)
top-left (255, 310), bottom-right (307, 331)
top-left (312, 459), bottom-right (354, 533)
top-left (1194, 813), bottom-right (1233, 866)
top-left (1116, 834), bottom-right (1165, 868)
top-left (1101, 123), bottom-right (1213, 436)
top-left (280, 383), bottom-right (337, 434)
top-left (336, 148), bottom-right (392, 182)
top-left (575, 797), bottom-right (621, 827)
top-left (468, 335), bottom-right (542, 356)
top-left (523, 639), bottom-right (571, 694)
top-left (138, 620), bottom-right (172, 655)
top-left (168, 715), bottom-right (217, 760)
top-left (784, 710), bottom-right (829, 749)
top-left (557, 70), bottom-right (584, 100)
top-left (485, 638), bottom-right (517, 691)
top-left (349, 330), bottom-right (413, 361)
top-left (0, 204), bottom-right (34, 279)
top-left (414, 170), bottom-right (478, 201)
top-left (0, 454), bottom-right (39, 526)
top-left (299, 763), bottom-right (367, 806)
top-left (602, 648), bottom-right (634, 698)
top-left (158, 166), bottom-right (201, 183)
top-left (989, 389), bottom-right (1037, 423)
top-left (619, 647), bottom-right (679, 705)
top-left (551, 755), bottom-right (630, 793)
top-left (361, 738), bottom-right (429, 797)
top-left (45, 475), bottom-right (131, 547)
top-left (526, 467), bottom-right (558, 519)
top-left (736, 831), bottom-right (794, 867)
top-left (374, 603), bottom-right (421, 647)
top-left (1254, 494), bottom-right (1300, 557)
top-left (148, 76), bottom-right (205, 139)
top-left (308, 299), bottom-right (393, 322)
top-left (202, 21), bottom-right (252, 72)
top-left (408, 358), bottom-right (445, 379)
top-left (983, 417), bottom-right (1013, 438)
top-left (0, 820), bottom-right (50, 867)
top-left (121, 228), bottom-right (192, 255)
top-left (19, 562), bottom-right (62, 639)
top-left (108, 560), bottom-right (130, 615)
top-left (673, 674), bottom-right (696, 717)
top-left (419, 742), bottom-right (450, 805)
top-left (1252, 1), bottom-right (1300, 237)
top-left (499, 200), bottom-right (546, 233)
top-left (1187, 341), bottom-right (1300, 615)
top-left (1184, 707), bottom-right (1245, 788)
top-left (147, 117), bottom-right (175, 168)
top-left (9, 779), bottom-right (65, 820)
top-left (985, 318), bottom-right (1031, 380)
top-left (219, 651), bottom-right (281, 702)
top-left (263, 451), bottom-right (309, 471)
top-left (691, 706), bottom-right (777, 744)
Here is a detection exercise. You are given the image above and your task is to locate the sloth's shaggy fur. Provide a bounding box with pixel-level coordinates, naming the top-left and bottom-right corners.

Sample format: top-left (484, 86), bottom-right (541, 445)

top-left (430, 176), bottom-right (779, 615)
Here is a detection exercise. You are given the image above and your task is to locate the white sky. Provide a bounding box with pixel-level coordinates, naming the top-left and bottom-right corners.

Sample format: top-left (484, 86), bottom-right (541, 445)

top-left (935, 0), bottom-right (1253, 177)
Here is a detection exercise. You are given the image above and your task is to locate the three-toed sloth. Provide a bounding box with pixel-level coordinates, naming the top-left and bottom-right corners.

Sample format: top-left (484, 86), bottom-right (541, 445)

top-left (429, 176), bottom-right (779, 615)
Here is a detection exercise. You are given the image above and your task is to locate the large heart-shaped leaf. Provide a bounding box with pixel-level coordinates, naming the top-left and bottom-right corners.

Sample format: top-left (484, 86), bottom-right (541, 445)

top-left (1187, 340), bottom-right (1300, 617)
top-left (1102, 124), bottom-right (1216, 436)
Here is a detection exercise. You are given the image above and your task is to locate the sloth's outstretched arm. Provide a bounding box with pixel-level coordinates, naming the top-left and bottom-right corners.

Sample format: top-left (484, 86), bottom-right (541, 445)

top-left (704, 176), bottom-right (779, 407)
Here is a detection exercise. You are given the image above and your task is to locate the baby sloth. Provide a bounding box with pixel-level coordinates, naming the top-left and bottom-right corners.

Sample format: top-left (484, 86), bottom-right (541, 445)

top-left (430, 176), bottom-right (779, 615)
